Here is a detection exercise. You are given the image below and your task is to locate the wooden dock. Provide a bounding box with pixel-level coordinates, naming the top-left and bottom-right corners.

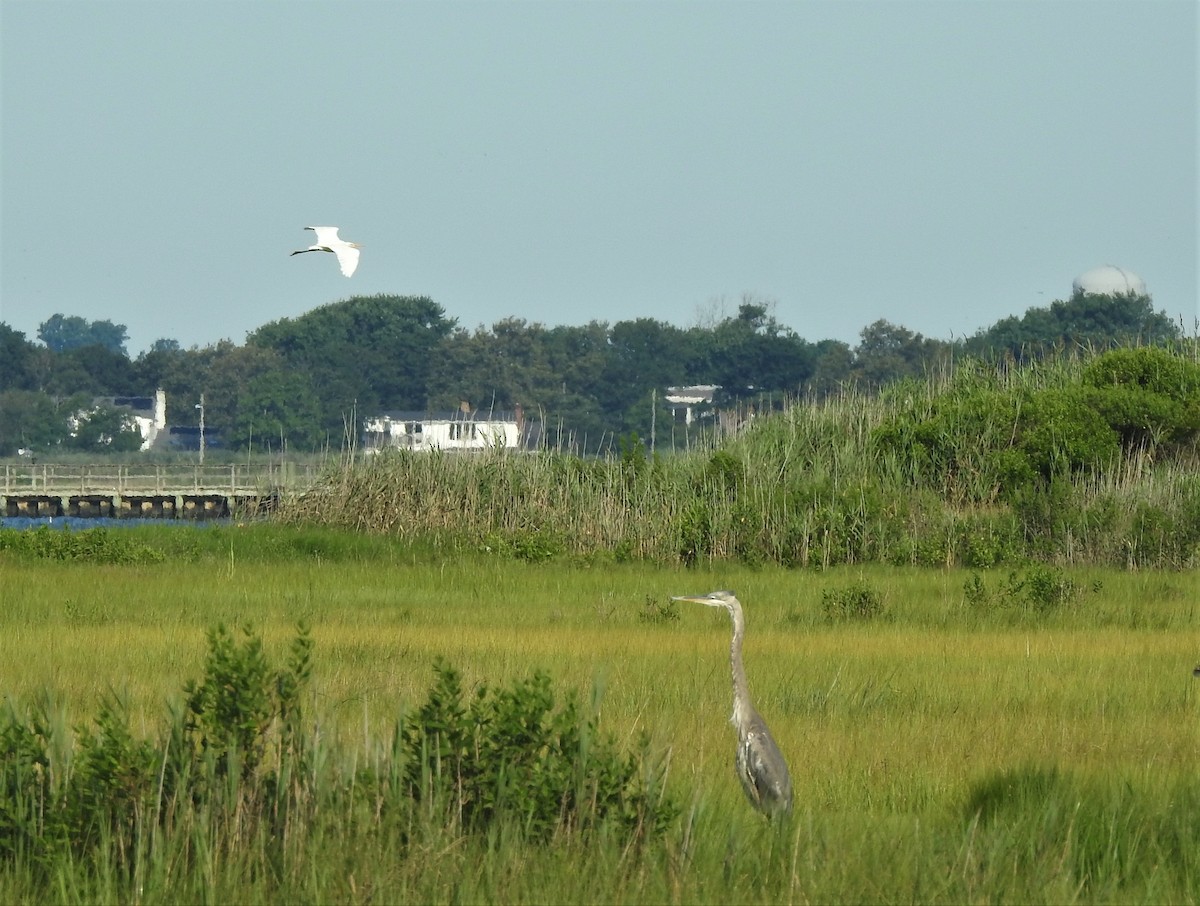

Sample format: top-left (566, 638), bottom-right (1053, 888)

top-left (1, 462), bottom-right (321, 519)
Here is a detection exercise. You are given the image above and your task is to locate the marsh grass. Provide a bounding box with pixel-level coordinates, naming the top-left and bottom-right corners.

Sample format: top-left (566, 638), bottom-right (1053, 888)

top-left (1, 540), bottom-right (1197, 902)
top-left (271, 350), bottom-right (1200, 571)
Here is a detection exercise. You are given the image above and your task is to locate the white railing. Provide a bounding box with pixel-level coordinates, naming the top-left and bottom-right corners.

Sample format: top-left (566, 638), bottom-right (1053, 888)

top-left (1, 462), bottom-right (321, 496)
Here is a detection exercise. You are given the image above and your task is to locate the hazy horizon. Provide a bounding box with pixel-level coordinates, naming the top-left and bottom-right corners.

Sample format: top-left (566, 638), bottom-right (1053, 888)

top-left (3, 2), bottom-right (1195, 357)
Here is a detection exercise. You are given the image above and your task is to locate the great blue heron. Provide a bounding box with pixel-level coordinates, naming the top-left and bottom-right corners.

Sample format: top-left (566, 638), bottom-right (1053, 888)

top-left (290, 226), bottom-right (362, 277)
top-left (673, 590), bottom-right (793, 816)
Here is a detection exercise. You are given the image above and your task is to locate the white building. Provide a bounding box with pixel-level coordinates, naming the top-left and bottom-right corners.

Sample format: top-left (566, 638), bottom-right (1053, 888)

top-left (363, 404), bottom-right (530, 453)
top-left (82, 388), bottom-right (167, 450)
top-left (664, 385), bottom-right (719, 426)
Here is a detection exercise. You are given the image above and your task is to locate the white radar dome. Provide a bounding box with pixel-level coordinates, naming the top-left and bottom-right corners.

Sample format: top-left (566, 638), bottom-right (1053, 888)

top-left (1072, 265), bottom-right (1148, 297)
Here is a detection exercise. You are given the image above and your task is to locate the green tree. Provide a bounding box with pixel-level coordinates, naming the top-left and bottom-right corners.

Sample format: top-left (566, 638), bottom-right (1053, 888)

top-left (540, 322), bottom-right (611, 444)
top-left (0, 323), bottom-right (39, 392)
top-left (426, 320), bottom-right (613, 447)
top-left (131, 340), bottom-right (189, 395)
top-left (86, 320), bottom-right (130, 356)
top-left (1081, 347), bottom-right (1200, 451)
top-left (66, 404), bottom-right (144, 453)
top-left (37, 314), bottom-right (129, 355)
top-left (1015, 388), bottom-right (1120, 480)
top-left (50, 345), bottom-right (135, 396)
top-left (36, 349), bottom-right (94, 397)
top-left (427, 319), bottom-right (550, 412)
top-left (807, 339), bottom-right (854, 397)
top-left (852, 320), bottom-right (951, 389)
top-left (427, 326), bottom-right (498, 411)
top-left (198, 343), bottom-right (323, 452)
top-left (698, 301), bottom-right (816, 395)
top-left (0, 390), bottom-right (73, 455)
top-left (966, 293), bottom-right (1179, 361)
top-left (250, 295), bottom-right (456, 432)
top-left (599, 318), bottom-right (695, 422)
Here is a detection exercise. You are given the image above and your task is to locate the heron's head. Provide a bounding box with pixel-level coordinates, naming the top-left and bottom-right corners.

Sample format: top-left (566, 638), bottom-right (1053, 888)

top-left (671, 590), bottom-right (739, 610)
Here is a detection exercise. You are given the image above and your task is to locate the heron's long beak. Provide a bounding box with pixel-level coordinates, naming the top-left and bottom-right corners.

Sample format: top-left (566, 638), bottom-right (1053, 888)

top-left (671, 595), bottom-right (711, 604)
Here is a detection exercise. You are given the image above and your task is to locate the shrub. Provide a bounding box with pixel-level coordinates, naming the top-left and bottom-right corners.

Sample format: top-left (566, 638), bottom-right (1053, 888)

top-left (954, 512), bottom-right (1023, 568)
top-left (873, 386), bottom-right (1021, 505)
top-left (400, 660), bottom-right (677, 839)
top-left (961, 573), bottom-right (991, 609)
top-left (1124, 499), bottom-right (1200, 570)
top-left (1015, 389), bottom-right (1119, 480)
top-left (482, 529), bottom-right (564, 562)
top-left (0, 625), bottom-right (677, 887)
top-left (676, 501), bottom-right (712, 566)
top-left (1018, 564), bottom-right (1081, 611)
top-left (638, 595), bottom-right (680, 625)
top-left (962, 566), bottom-right (1082, 614)
top-left (704, 450), bottom-right (745, 497)
top-left (1082, 346), bottom-right (1200, 398)
top-left (0, 526), bottom-right (165, 564)
top-left (822, 581), bottom-right (886, 622)
top-left (177, 622), bottom-right (313, 784)
top-left (0, 700), bottom-right (62, 865)
top-left (1081, 347), bottom-right (1200, 451)
top-left (66, 695), bottom-right (158, 858)
top-left (276, 345), bottom-right (1200, 569)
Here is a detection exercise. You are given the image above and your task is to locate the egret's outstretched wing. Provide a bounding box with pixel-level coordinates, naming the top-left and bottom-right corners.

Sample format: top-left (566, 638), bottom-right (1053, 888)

top-left (306, 226), bottom-right (342, 246)
top-left (292, 226), bottom-right (360, 276)
top-left (333, 244), bottom-right (360, 277)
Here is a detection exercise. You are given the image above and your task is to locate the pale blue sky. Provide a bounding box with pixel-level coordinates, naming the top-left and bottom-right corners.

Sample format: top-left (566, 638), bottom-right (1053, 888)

top-left (2, 1), bottom-right (1195, 356)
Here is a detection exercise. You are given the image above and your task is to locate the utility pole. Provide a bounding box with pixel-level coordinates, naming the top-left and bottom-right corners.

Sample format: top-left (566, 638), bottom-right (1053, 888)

top-left (650, 388), bottom-right (656, 455)
top-left (196, 394), bottom-right (205, 465)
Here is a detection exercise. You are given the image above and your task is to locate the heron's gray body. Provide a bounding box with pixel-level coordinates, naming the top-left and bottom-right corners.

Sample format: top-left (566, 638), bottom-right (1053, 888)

top-left (673, 590), bottom-right (794, 816)
top-left (734, 704), bottom-right (793, 813)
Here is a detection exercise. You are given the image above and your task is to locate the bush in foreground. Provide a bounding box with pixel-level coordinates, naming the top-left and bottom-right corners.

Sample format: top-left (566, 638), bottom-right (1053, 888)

top-left (0, 625), bottom-right (677, 894)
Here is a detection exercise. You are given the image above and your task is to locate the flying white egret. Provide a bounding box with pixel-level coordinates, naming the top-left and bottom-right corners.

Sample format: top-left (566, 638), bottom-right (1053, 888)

top-left (290, 226), bottom-right (362, 277)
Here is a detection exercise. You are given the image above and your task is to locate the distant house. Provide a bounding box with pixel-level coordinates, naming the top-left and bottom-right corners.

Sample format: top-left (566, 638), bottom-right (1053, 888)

top-left (662, 384), bottom-right (761, 435)
top-left (162, 425), bottom-right (224, 452)
top-left (363, 403), bottom-right (536, 453)
top-left (664, 385), bottom-right (719, 426)
top-left (88, 390), bottom-right (223, 452)
top-left (85, 389), bottom-right (167, 451)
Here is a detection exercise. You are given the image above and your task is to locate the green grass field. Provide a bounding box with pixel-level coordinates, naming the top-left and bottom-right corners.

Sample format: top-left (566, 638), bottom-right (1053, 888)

top-left (1, 527), bottom-right (1196, 903)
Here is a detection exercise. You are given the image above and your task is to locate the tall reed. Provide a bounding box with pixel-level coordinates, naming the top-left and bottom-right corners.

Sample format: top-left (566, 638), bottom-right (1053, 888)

top-left (279, 350), bottom-right (1199, 570)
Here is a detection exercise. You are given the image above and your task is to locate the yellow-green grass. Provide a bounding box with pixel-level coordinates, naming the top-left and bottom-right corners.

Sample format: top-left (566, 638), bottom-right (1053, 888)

top-left (3, 558), bottom-right (1195, 815)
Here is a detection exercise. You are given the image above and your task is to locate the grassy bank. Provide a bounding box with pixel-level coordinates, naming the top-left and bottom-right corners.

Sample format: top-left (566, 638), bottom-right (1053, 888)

top-left (1, 529), bottom-right (1197, 902)
top-left (279, 348), bottom-right (1200, 570)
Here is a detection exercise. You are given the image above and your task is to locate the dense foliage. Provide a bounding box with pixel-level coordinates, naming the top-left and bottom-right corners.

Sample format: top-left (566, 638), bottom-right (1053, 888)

top-left (0, 525), bottom-right (166, 563)
top-left (282, 346), bottom-right (1200, 571)
top-left (36, 314), bottom-right (129, 355)
top-left (0, 624), bottom-right (676, 892)
top-left (963, 291), bottom-right (1180, 362)
top-left (0, 290), bottom-right (1184, 455)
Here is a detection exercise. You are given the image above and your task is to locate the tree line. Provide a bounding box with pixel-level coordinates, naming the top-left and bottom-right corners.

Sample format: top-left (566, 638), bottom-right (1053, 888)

top-left (0, 291), bottom-right (1183, 456)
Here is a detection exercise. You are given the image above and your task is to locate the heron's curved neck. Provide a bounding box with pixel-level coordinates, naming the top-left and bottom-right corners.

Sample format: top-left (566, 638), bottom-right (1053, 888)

top-left (726, 603), bottom-right (753, 723)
